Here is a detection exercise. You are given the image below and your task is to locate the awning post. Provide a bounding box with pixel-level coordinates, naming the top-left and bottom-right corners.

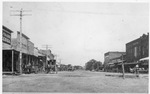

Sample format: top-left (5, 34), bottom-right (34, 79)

top-left (12, 50), bottom-right (14, 73)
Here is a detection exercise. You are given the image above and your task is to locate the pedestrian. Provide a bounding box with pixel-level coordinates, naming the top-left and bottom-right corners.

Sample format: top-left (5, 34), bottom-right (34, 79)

top-left (135, 64), bottom-right (139, 77)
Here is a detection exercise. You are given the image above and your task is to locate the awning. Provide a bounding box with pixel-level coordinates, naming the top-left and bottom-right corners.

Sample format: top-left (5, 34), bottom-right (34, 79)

top-left (118, 60), bottom-right (126, 63)
top-left (38, 53), bottom-right (45, 56)
top-left (118, 62), bottom-right (138, 65)
top-left (139, 57), bottom-right (149, 61)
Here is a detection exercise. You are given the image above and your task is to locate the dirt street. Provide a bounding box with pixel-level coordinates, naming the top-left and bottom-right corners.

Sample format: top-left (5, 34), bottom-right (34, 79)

top-left (3, 71), bottom-right (148, 93)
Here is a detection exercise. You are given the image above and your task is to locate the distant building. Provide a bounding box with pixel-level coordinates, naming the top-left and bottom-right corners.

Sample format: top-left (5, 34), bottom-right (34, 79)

top-left (104, 51), bottom-right (126, 65)
top-left (109, 54), bottom-right (126, 65)
top-left (104, 51), bottom-right (126, 72)
top-left (38, 49), bottom-right (55, 70)
top-left (39, 49), bottom-right (55, 60)
top-left (108, 54), bottom-right (126, 72)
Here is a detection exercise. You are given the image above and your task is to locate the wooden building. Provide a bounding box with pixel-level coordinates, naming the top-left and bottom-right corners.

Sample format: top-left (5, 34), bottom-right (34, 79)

top-left (2, 25), bottom-right (16, 73)
top-left (11, 31), bottom-right (36, 73)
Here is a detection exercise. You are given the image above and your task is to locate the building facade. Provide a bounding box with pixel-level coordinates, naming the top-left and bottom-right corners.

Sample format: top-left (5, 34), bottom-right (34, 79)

top-left (2, 26), bottom-right (16, 73)
top-left (11, 31), bottom-right (30, 54)
top-left (125, 33), bottom-right (149, 72)
top-left (104, 51), bottom-right (126, 72)
top-left (104, 51), bottom-right (126, 65)
top-left (28, 41), bottom-right (34, 55)
top-left (2, 26), bottom-right (13, 49)
top-left (11, 31), bottom-right (37, 73)
top-left (126, 33), bottom-right (149, 63)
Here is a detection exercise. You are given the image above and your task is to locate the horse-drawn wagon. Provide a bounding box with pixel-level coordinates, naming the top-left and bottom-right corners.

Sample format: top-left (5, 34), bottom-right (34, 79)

top-left (45, 59), bottom-right (58, 74)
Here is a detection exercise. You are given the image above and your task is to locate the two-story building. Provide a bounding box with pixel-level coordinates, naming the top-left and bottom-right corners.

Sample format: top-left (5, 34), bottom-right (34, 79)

top-left (126, 33), bottom-right (149, 70)
top-left (104, 51), bottom-right (126, 72)
top-left (2, 25), bottom-right (17, 73)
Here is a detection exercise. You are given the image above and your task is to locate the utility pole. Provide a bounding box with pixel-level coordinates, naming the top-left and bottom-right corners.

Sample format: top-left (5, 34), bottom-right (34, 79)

top-left (121, 54), bottom-right (125, 79)
top-left (11, 8), bottom-right (31, 74)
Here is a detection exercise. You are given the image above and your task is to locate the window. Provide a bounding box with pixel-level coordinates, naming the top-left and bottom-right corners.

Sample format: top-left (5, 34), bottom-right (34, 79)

top-left (134, 47), bottom-right (137, 58)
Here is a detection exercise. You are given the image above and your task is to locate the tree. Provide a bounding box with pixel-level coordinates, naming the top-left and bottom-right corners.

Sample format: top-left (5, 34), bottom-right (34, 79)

top-left (85, 59), bottom-right (96, 71)
top-left (85, 59), bottom-right (103, 71)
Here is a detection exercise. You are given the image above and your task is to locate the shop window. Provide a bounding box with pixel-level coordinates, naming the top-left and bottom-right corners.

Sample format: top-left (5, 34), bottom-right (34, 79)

top-left (134, 47), bottom-right (137, 58)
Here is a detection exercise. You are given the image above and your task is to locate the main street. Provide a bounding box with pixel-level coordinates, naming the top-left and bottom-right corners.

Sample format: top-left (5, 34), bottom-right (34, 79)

top-left (3, 71), bottom-right (148, 93)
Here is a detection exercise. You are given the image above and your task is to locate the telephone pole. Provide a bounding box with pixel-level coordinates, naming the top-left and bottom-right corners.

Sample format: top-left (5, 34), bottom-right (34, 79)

top-left (121, 54), bottom-right (125, 79)
top-left (11, 8), bottom-right (31, 74)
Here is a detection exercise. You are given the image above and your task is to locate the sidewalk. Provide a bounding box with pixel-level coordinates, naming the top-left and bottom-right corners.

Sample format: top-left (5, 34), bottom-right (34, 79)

top-left (105, 72), bottom-right (148, 79)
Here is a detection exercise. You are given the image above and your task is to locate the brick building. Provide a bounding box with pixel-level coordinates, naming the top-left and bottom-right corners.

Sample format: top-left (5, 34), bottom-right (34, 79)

top-left (104, 51), bottom-right (126, 72)
top-left (126, 33), bottom-right (149, 70)
top-left (126, 33), bottom-right (149, 63)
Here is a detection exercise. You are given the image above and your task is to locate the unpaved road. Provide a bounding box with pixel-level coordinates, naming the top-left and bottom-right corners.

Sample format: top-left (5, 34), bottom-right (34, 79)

top-left (3, 71), bottom-right (148, 93)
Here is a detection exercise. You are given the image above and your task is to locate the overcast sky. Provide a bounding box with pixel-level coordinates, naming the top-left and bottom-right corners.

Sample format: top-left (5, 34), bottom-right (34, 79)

top-left (3, 2), bottom-right (149, 66)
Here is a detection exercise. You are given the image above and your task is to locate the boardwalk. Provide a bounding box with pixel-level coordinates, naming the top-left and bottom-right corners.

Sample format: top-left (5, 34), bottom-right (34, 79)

top-left (3, 71), bottom-right (148, 93)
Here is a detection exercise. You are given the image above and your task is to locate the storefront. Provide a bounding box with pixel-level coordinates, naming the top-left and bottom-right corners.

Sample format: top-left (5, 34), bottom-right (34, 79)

top-left (3, 48), bottom-right (20, 74)
top-left (139, 57), bottom-right (149, 73)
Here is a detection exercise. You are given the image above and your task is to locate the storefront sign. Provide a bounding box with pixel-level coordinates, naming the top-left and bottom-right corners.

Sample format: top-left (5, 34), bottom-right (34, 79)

top-left (3, 30), bottom-right (11, 44)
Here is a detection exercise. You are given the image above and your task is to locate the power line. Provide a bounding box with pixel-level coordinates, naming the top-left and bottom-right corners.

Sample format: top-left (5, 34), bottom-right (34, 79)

top-left (42, 45), bottom-right (52, 49)
top-left (11, 8), bottom-right (31, 74)
top-left (36, 8), bottom-right (120, 15)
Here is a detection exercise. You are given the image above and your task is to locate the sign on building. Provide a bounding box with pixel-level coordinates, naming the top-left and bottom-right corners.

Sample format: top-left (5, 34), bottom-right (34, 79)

top-left (2, 26), bottom-right (13, 49)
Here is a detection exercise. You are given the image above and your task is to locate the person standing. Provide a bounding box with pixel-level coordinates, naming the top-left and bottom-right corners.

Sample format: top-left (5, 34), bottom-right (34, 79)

top-left (135, 64), bottom-right (139, 77)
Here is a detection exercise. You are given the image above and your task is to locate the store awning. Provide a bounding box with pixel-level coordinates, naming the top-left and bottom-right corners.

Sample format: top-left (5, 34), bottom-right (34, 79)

top-left (118, 60), bottom-right (126, 63)
top-left (3, 48), bottom-right (15, 50)
top-left (118, 62), bottom-right (138, 65)
top-left (139, 57), bottom-right (149, 61)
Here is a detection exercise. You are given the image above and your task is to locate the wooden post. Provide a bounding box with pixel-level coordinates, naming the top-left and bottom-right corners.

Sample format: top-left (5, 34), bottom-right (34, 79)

top-left (26, 54), bottom-right (28, 65)
top-left (122, 63), bottom-right (125, 79)
top-left (121, 54), bottom-right (125, 79)
top-left (12, 50), bottom-right (14, 73)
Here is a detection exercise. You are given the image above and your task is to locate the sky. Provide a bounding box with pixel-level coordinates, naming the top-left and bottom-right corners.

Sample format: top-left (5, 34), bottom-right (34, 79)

top-left (3, 2), bottom-right (149, 66)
